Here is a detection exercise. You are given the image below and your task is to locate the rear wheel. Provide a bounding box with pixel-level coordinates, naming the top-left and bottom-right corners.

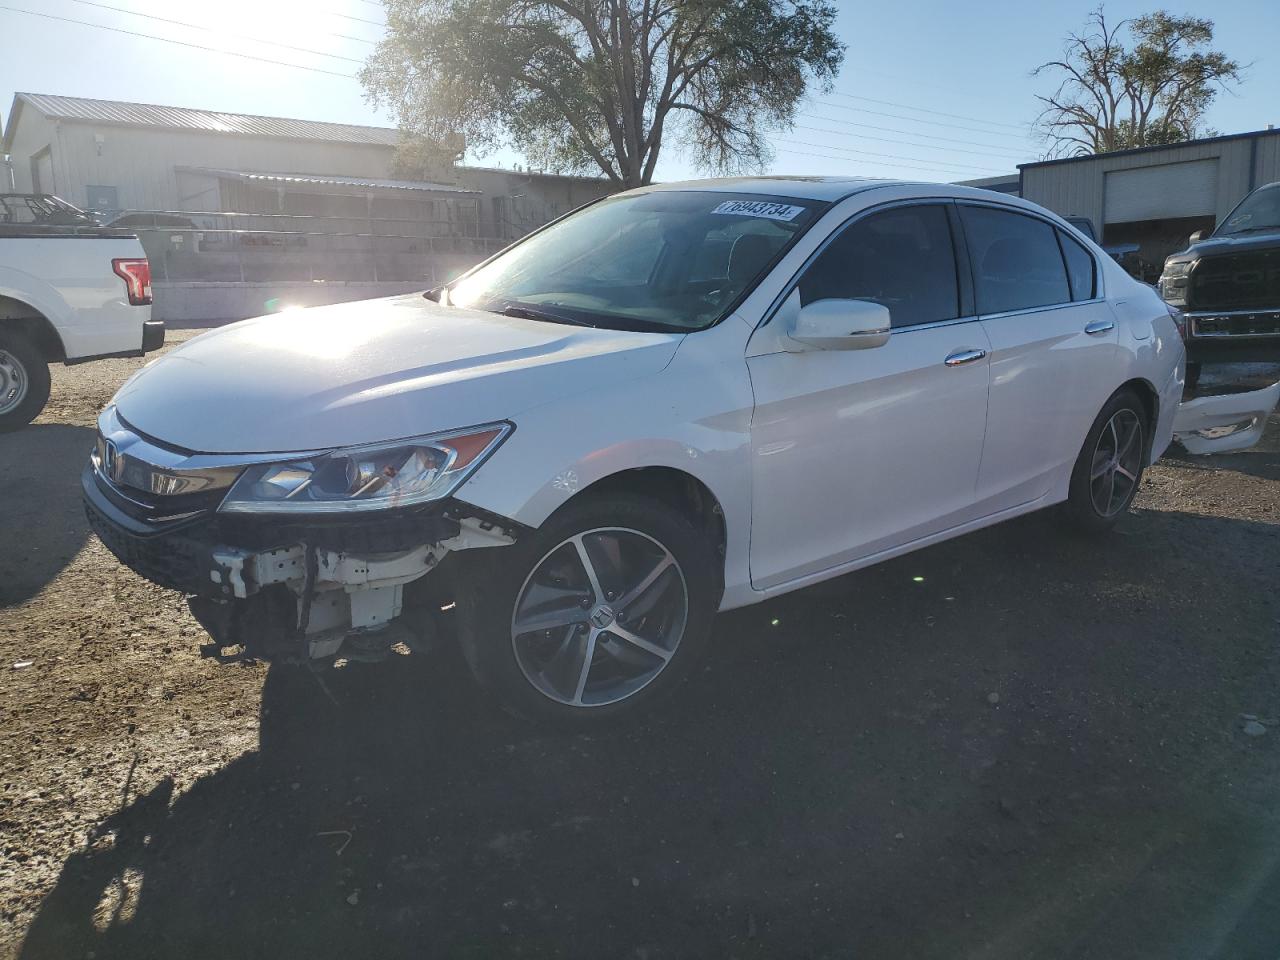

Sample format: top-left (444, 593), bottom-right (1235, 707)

top-left (0, 331), bottom-right (51, 433)
top-left (1063, 389), bottom-right (1148, 533)
top-left (456, 493), bottom-right (720, 725)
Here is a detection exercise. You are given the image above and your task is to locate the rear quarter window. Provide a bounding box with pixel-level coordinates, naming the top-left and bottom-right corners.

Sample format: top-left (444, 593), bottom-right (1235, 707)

top-left (1057, 229), bottom-right (1097, 301)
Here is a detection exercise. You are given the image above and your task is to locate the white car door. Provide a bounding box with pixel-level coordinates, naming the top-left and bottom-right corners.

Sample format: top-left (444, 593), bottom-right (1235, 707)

top-left (959, 203), bottom-right (1125, 513)
top-left (746, 202), bottom-right (991, 591)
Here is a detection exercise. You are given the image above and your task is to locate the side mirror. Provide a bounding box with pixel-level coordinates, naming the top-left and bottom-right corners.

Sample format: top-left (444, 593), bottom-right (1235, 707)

top-left (1188, 229), bottom-right (1206, 244)
top-left (789, 298), bottom-right (891, 351)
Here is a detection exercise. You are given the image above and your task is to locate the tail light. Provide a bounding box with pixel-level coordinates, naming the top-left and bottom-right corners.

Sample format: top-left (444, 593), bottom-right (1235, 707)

top-left (1166, 303), bottom-right (1187, 340)
top-left (112, 258), bottom-right (153, 306)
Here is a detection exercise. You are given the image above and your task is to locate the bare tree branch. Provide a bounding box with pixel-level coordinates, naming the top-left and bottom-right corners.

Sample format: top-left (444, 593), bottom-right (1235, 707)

top-left (1033, 7), bottom-right (1240, 157)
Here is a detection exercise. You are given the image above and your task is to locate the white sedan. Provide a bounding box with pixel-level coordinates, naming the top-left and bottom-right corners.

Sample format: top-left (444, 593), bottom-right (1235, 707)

top-left (85, 177), bottom-right (1251, 723)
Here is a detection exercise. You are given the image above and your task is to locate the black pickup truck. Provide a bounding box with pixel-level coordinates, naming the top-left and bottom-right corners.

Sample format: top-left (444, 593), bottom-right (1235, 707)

top-left (1158, 181), bottom-right (1280, 385)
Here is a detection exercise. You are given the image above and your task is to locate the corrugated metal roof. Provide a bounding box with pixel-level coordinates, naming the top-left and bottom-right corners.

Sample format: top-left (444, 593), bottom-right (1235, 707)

top-left (12, 92), bottom-right (402, 146)
top-left (184, 167), bottom-right (480, 195)
top-left (1018, 127), bottom-right (1280, 170)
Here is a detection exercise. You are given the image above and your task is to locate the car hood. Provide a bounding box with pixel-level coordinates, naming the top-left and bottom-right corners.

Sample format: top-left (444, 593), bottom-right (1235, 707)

top-left (112, 294), bottom-right (682, 453)
top-left (1169, 230), bottom-right (1280, 262)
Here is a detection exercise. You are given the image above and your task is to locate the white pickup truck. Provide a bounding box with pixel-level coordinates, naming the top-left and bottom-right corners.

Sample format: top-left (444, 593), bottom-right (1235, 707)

top-left (0, 194), bottom-right (163, 431)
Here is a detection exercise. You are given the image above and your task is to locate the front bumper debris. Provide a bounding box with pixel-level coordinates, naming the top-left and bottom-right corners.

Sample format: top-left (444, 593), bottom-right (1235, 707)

top-left (1173, 381), bottom-right (1280, 455)
top-left (82, 462), bottom-right (518, 662)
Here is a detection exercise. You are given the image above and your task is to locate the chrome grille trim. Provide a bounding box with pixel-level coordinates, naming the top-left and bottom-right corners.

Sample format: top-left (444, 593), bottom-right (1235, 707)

top-left (93, 406), bottom-right (333, 497)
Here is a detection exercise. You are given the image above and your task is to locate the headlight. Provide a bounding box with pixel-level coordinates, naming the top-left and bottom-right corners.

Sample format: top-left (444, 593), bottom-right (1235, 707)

top-left (219, 423), bottom-right (511, 514)
top-left (1158, 260), bottom-right (1193, 306)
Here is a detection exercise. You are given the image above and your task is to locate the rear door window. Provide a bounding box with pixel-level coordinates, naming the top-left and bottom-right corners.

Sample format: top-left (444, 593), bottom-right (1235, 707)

top-left (960, 206), bottom-right (1071, 314)
top-left (799, 204), bottom-right (960, 328)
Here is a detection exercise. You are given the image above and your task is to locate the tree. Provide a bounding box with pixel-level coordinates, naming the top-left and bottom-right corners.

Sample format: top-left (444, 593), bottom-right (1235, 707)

top-left (361, 0), bottom-right (844, 188)
top-left (1033, 8), bottom-right (1241, 157)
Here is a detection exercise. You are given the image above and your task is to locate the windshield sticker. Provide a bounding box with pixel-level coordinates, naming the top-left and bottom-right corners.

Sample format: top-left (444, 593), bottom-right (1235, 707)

top-left (710, 200), bottom-right (806, 222)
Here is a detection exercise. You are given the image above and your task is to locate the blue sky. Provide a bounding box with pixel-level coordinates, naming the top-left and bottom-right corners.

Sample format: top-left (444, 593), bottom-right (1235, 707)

top-left (1, 0), bottom-right (1276, 183)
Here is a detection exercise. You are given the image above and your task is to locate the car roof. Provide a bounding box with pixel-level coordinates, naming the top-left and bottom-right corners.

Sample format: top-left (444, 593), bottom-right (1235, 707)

top-left (627, 176), bottom-right (1037, 208)
top-left (629, 175), bottom-right (892, 202)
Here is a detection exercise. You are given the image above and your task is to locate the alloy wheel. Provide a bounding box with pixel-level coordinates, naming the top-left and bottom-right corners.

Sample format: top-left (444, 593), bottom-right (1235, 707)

top-left (1089, 408), bottom-right (1143, 518)
top-left (0, 349), bottom-right (29, 416)
top-left (511, 527), bottom-right (689, 707)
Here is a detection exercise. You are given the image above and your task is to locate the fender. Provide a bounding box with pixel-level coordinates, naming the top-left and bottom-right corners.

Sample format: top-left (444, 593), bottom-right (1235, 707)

top-left (0, 274), bottom-right (74, 347)
top-left (459, 317), bottom-right (760, 608)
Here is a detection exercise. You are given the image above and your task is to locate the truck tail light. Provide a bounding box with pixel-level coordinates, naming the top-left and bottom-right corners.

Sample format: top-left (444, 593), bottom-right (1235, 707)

top-left (112, 258), bottom-right (153, 306)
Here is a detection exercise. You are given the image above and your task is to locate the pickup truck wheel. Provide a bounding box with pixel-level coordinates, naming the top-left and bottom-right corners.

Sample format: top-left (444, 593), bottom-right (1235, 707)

top-left (456, 493), bottom-right (719, 725)
top-left (0, 331), bottom-right (50, 433)
top-left (1063, 389), bottom-right (1147, 533)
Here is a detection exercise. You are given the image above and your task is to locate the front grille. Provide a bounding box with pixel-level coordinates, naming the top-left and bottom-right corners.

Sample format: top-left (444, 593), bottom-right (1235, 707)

top-left (1188, 250), bottom-right (1280, 311)
top-left (93, 411), bottom-right (241, 525)
top-left (94, 465), bottom-right (230, 525)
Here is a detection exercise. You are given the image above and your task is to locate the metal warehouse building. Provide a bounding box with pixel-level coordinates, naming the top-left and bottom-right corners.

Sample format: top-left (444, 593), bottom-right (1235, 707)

top-left (1019, 128), bottom-right (1280, 267)
top-left (1, 93), bottom-right (614, 320)
top-left (1, 93), bottom-right (611, 240)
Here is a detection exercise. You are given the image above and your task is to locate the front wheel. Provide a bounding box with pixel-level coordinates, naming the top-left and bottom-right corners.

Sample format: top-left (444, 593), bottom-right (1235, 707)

top-left (1063, 389), bottom-right (1148, 533)
top-left (455, 493), bottom-right (720, 725)
top-left (0, 331), bottom-right (51, 433)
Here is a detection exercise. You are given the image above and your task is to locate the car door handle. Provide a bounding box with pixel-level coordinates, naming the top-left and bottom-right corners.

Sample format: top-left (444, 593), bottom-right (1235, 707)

top-left (944, 348), bottom-right (987, 367)
top-left (1084, 320), bottom-right (1115, 335)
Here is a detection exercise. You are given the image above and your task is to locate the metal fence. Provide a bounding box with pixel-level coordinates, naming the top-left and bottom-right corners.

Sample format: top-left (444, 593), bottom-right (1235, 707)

top-left (121, 208), bottom-right (521, 284)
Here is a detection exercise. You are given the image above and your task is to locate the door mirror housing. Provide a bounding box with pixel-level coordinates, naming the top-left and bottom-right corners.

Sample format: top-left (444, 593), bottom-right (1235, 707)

top-left (1189, 229), bottom-right (1206, 244)
top-left (789, 298), bottom-right (891, 351)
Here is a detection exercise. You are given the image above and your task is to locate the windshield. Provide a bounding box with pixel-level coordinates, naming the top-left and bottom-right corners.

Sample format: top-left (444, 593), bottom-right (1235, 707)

top-left (1215, 183), bottom-right (1280, 237)
top-left (447, 191), bottom-right (824, 332)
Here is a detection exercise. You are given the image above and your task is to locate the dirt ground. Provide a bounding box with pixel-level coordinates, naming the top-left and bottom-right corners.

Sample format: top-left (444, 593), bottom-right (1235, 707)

top-left (2, 333), bottom-right (1280, 959)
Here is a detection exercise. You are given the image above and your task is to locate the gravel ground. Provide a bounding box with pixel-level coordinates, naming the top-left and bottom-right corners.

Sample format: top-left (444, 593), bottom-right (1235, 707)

top-left (2, 333), bottom-right (1279, 959)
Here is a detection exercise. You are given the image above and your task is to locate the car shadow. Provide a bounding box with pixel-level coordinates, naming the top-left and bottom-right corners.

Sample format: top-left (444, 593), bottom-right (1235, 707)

top-left (0, 423), bottom-right (95, 607)
top-left (15, 508), bottom-right (1280, 960)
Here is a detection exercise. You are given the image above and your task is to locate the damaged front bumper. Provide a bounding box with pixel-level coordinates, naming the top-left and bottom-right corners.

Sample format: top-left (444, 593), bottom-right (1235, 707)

top-left (82, 463), bottom-right (517, 663)
top-left (1173, 380), bottom-right (1280, 455)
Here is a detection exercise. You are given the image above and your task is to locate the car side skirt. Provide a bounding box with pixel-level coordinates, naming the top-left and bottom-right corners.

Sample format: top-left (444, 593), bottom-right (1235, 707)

top-left (718, 491), bottom-right (1056, 611)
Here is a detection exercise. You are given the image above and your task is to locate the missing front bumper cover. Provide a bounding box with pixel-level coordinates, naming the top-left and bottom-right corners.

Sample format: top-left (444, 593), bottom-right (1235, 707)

top-left (85, 464), bottom-right (520, 661)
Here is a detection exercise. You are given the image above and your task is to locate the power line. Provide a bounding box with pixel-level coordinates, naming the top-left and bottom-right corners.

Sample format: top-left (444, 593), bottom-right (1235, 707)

top-left (829, 92), bottom-right (1030, 132)
top-left (799, 111), bottom-right (1031, 155)
top-left (334, 32), bottom-right (377, 46)
top-left (775, 143), bottom-right (1004, 175)
top-left (323, 8), bottom-right (385, 27)
top-left (844, 68), bottom-right (1022, 106)
top-left (67, 0), bottom-right (366, 63)
top-left (813, 99), bottom-right (1033, 143)
top-left (0, 4), bottom-right (359, 78)
top-left (775, 138), bottom-right (1008, 174)
top-left (772, 146), bottom-right (1004, 178)
top-left (791, 122), bottom-right (1030, 161)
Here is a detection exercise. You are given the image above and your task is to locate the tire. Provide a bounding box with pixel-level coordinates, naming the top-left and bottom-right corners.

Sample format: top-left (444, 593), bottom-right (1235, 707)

top-left (1063, 389), bottom-right (1148, 533)
top-left (455, 492), bottom-right (721, 726)
top-left (0, 330), bottom-right (51, 433)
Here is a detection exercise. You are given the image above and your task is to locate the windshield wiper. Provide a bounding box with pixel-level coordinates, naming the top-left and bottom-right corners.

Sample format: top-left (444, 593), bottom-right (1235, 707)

top-left (497, 304), bottom-right (597, 328)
